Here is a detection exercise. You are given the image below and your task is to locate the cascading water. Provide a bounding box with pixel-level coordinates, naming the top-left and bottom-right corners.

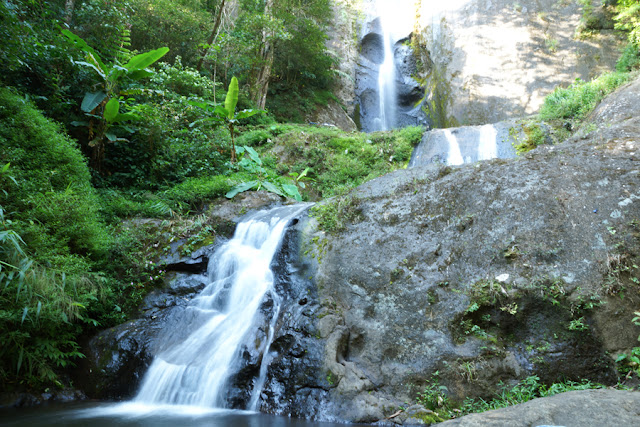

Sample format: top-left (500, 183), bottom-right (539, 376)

top-left (443, 129), bottom-right (464, 165)
top-left (375, 1), bottom-right (397, 131)
top-left (357, 0), bottom-right (419, 132)
top-left (132, 205), bottom-right (308, 410)
top-left (477, 124), bottom-right (498, 161)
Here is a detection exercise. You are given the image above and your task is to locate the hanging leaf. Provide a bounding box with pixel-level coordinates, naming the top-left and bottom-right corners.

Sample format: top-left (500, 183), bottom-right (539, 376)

top-left (61, 29), bottom-right (107, 75)
top-left (235, 109), bottom-right (264, 120)
top-left (105, 132), bottom-right (117, 142)
top-left (225, 181), bottom-right (258, 198)
top-left (244, 146), bottom-right (262, 165)
top-left (224, 76), bottom-right (239, 120)
top-left (21, 307), bottom-right (28, 325)
top-left (262, 181), bottom-right (285, 197)
top-left (81, 91), bottom-right (107, 113)
top-left (282, 184), bottom-right (302, 201)
top-left (16, 347), bottom-right (23, 374)
top-left (103, 98), bottom-right (120, 122)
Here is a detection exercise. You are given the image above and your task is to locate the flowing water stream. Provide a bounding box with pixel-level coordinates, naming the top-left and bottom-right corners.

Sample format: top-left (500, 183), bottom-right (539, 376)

top-left (0, 203), bottom-right (366, 425)
top-left (134, 205), bottom-right (309, 410)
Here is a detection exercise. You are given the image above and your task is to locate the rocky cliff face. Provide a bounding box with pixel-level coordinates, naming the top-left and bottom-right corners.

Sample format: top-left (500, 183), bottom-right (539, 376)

top-left (332, 0), bottom-right (624, 129)
top-left (412, 0), bottom-right (622, 126)
top-left (295, 75), bottom-right (640, 422)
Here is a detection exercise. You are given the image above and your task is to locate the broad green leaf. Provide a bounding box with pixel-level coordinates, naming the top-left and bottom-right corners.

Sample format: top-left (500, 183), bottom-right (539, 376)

top-left (244, 146), bottom-right (262, 165)
top-left (282, 184), bottom-right (302, 201)
top-left (225, 76), bottom-right (239, 120)
top-left (81, 91), bottom-right (107, 113)
top-left (105, 132), bottom-right (117, 142)
top-left (235, 109), bottom-right (265, 120)
top-left (103, 98), bottom-right (120, 122)
top-left (298, 167), bottom-right (311, 180)
top-left (124, 47), bottom-right (169, 71)
top-left (225, 181), bottom-right (258, 198)
top-left (262, 181), bottom-right (285, 197)
top-left (129, 69), bottom-right (154, 80)
top-left (112, 112), bottom-right (142, 123)
top-left (1, 163), bottom-right (9, 173)
top-left (70, 121), bottom-right (89, 127)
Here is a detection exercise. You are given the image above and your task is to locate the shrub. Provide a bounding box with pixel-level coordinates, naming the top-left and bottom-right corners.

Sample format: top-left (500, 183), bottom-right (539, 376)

top-left (0, 87), bottom-right (109, 262)
top-left (617, 43), bottom-right (640, 72)
top-left (539, 72), bottom-right (631, 122)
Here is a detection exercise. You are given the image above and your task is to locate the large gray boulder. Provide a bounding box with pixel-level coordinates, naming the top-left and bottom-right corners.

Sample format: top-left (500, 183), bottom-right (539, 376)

top-left (294, 76), bottom-right (640, 422)
top-left (438, 389), bottom-right (640, 426)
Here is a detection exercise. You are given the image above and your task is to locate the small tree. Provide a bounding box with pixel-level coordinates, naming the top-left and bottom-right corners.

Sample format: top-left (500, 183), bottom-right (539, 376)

top-left (189, 76), bottom-right (264, 162)
top-left (62, 29), bottom-right (169, 171)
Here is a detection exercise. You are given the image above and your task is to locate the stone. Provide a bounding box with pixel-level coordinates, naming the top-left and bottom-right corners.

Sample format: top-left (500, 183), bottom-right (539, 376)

top-left (437, 389), bottom-right (640, 426)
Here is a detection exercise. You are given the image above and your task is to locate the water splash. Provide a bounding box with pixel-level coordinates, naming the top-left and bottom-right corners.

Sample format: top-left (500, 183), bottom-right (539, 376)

top-left (444, 129), bottom-right (464, 165)
top-left (477, 124), bottom-right (497, 160)
top-left (133, 205), bottom-right (309, 410)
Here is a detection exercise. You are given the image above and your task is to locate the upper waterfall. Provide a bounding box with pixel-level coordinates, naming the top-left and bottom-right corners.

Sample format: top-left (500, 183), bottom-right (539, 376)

top-left (356, 0), bottom-right (427, 132)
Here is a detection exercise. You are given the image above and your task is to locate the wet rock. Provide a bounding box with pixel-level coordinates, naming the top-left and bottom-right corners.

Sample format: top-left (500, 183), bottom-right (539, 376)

top-left (437, 389), bottom-right (640, 426)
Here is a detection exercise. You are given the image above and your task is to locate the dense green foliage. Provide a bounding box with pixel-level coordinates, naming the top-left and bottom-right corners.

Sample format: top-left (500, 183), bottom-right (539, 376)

top-left (539, 72), bottom-right (631, 122)
top-left (0, 88), bottom-right (107, 388)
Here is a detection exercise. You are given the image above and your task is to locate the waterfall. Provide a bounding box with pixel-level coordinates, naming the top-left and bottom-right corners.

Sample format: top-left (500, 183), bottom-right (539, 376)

top-left (376, 1), bottom-right (397, 131)
top-left (477, 124), bottom-right (497, 160)
top-left (444, 129), bottom-right (464, 165)
top-left (132, 205), bottom-right (308, 409)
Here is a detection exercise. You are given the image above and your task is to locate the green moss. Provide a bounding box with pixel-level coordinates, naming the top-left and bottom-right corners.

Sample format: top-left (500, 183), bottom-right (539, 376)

top-left (311, 195), bottom-right (362, 235)
top-left (261, 124), bottom-right (423, 199)
top-left (511, 121), bottom-right (547, 154)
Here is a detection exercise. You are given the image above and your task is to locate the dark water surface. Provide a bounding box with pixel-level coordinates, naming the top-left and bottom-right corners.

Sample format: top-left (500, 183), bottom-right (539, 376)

top-left (0, 402), bottom-right (366, 426)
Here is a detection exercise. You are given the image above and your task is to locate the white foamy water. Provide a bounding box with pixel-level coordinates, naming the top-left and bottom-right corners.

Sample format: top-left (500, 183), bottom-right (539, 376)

top-left (477, 124), bottom-right (497, 160)
top-left (444, 129), bottom-right (464, 165)
top-left (129, 205), bottom-right (308, 411)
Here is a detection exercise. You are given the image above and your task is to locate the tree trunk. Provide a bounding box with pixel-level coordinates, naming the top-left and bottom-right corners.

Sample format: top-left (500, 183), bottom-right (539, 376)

top-left (196, 0), bottom-right (226, 72)
top-left (64, 0), bottom-right (75, 25)
top-left (250, 0), bottom-right (274, 110)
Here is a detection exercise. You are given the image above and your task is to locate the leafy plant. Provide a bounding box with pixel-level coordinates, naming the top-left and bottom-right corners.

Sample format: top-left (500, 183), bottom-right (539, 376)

top-left (189, 76), bottom-right (264, 162)
top-left (616, 311), bottom-right (640, 378)
top-left (225, 146), bottom-right (302, 200)
top-left (62, 29), bottom-right (169, 170)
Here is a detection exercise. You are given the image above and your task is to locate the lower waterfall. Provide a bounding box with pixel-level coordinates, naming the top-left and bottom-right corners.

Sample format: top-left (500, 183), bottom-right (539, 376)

top-left (132, 204), bottom-right (309, 409)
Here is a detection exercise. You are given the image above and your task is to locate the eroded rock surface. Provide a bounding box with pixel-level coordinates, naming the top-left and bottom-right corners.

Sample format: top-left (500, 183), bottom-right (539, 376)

top-left (437, 389), bottom-right (640, 426)
top-left (294, 76), bottom-right (640, 422)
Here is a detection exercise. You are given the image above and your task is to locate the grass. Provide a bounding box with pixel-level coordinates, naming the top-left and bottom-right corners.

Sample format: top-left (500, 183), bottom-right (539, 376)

top-left (539, 72), bottom-right (631, 123)
top-left (416, 374), bottom-right (605, 422)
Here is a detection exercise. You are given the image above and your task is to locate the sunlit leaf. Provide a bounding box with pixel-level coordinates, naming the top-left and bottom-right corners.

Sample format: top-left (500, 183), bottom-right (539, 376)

top-left (224, 77), bottom-right (239, 120)
top-left (103, 98), bottom-right (120, 122)
top-left (124, 47), bottom-right (169, 71)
